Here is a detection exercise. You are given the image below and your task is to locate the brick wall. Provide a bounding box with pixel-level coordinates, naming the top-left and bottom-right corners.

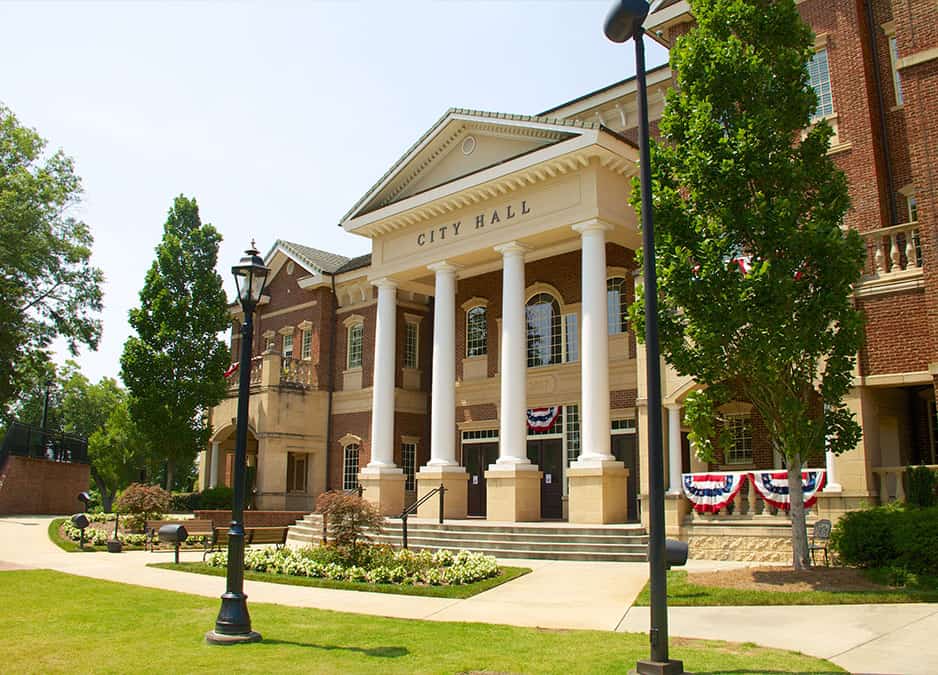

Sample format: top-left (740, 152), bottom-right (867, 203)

top-left (858, 288), bottom-right (930, 374)
top-left (0, 456), bottom-right (90, 515)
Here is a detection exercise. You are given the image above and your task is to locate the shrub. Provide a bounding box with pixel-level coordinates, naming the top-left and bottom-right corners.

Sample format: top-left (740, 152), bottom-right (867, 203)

top-left (114, 483), bottom-right (171, 532)
top-left (198, 486), bottom-right (234, 509)
top-left (893, 507), bottom-right (938, 575)
top-left (170, 492), bottom-right (200, 512)
top-left (831, 503), bottom-right (938, 576)
top-left (315, 491), bottom-right (384, 551)
top-left (907, 465), bottom-right (938, 508)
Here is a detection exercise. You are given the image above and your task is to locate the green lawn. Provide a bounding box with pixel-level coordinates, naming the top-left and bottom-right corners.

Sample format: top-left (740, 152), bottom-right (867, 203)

top-left (151, 561), bottom-right (531, 599)
top-left (633, 570), bottom-right (938, 606)
top-left (0, 569), bottom-right (843, 674)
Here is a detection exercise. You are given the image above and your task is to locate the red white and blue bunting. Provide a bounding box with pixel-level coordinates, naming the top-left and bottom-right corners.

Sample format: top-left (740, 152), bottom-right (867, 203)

top-left (223, 363), bottom-right (239, 379)
top-left (527, 407), bottom-right (561, 432)
top-left (681, 472), bottom-right (748, 514)
top-left (749, 470), bottom-right (827, 511)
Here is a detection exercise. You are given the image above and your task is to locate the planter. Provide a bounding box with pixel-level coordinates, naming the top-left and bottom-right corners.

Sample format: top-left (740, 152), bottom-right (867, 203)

top-left (106, 540), bottom-right (123, 553)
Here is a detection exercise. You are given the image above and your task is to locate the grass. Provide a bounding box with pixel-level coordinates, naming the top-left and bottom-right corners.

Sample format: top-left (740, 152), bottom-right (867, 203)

top-left (633, 570), bottom-right (938, 606)
top-left (151, 561), bottom-right (531, 599)
top-left (0, 569), bottom-right (845, 674)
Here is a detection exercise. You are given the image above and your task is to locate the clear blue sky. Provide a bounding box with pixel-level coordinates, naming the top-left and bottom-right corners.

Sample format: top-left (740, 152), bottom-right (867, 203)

top-left (1, 0), bottom-right (668, 385)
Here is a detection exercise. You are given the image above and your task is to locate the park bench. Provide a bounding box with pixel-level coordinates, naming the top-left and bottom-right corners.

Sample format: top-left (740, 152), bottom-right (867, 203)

top-left (145, 519), bottom-right (214, 552)
top-left (202, 525), bottom-right (289, 560)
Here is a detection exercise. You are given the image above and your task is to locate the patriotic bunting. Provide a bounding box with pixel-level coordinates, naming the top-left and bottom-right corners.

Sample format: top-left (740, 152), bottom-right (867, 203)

top-left (527, 407), bottom-right (561, 432)
top-left (223, 363), bottom-right (239, 379)
top-left (749, 470), bottom-right (827, 510)
top-left (681, 472), bottom-right (748, 514)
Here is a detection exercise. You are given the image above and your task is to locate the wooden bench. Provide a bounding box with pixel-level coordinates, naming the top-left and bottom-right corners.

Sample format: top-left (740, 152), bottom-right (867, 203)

top-left (203, 525), bottom-right (289, 560)
top-left (145, 519), bottom-right (214, 552)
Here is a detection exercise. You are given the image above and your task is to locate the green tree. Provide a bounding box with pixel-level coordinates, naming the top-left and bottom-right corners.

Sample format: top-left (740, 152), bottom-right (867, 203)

top-left (120, 196), bottom-right (229, 491)
top-left (88, 401), bottom-right (150, 512)
top-left (631, 0), bottom-right (865, 569)
top-left (0, 104), bottom-right (104, 415)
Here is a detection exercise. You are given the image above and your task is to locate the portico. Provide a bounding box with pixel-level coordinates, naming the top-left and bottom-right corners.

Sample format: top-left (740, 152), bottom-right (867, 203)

top-left (339, 109), bottom-right (642, 523)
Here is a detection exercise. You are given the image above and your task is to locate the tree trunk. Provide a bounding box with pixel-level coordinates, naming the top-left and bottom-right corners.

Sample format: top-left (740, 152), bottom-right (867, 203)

top-left (90, 467), bottom-right (114, 512)
top-left (165, 458), bottom-right (175, 492)
top-left (788, 454), bottom-right (811, 570)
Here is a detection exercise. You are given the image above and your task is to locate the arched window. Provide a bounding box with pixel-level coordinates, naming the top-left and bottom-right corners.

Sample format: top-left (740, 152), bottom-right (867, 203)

top-left (343, 444), bottom-right (360, 490)
top-left (466, 306), bottom-right (487, 357)
top-left (526, 293), bottom-right (562, 367)
top-left (606, 277), bottom-right (628, 335)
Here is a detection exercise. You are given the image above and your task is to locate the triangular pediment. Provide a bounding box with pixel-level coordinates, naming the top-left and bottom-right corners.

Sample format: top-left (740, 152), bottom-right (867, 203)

top-left (342, 109), bottom-right (600, 225)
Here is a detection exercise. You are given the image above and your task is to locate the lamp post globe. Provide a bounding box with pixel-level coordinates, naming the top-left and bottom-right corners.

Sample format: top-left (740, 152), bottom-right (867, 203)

top-left (206, 242), bottom-right (269, 645)
top-left (603, 2), bottom-right (683, 673)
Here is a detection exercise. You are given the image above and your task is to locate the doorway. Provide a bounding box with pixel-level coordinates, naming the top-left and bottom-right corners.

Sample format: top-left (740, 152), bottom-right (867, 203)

top-left (527, 438), bottom-right (564, 519)
top-left (612, 434), bottom-right (640, 522)
top-left (464, 442), bottom-right (498, 517)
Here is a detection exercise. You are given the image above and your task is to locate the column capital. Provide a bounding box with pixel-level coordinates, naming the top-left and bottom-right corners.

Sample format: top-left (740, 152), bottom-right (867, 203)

top-left (371, 277), bottom-right (398, 290)
top-left (494, 241), bottom-right (530, 257)
top-left (427, 261), bottom-right (461, 275)
top-left (664, 402), bottom-right (683, 411)
top-left (572, 219), bottom-right (614, 236)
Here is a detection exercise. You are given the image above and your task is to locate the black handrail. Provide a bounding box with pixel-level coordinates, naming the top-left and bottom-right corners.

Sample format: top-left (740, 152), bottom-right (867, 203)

top-left (399, 484), bottom-right (446, 549)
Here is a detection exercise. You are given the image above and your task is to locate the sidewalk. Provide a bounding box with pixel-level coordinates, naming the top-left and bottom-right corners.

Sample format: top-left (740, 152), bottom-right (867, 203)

top-left (3, 515), bottom-right (937, 674)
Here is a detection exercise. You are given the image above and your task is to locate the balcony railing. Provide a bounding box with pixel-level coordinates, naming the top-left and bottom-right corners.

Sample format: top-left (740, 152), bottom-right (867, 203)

top-left (872, 464), bottom-right (938, 504)
top-left (227, 353), bottom-right (316, 391)
top-left (281, 357), bottom-right (315, 388)
top-left (0, 422), bottom-right (89, 465)
top-left (681, 470), bottom-right (826, 523)
top-left (863, 222), bottom-right (922, 277)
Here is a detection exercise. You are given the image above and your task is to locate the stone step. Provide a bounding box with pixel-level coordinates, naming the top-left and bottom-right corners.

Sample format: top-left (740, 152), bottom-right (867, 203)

top-left (372, 533), bottom-right (647, 554)
top-left (389, 541), bottom-right (647, 563)
top-left (378, 527), bottom-right (647, 546)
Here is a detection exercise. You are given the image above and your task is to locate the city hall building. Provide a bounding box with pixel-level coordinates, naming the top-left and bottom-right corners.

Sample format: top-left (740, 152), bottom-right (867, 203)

top-left (200, 1), bottom-right (938, 556)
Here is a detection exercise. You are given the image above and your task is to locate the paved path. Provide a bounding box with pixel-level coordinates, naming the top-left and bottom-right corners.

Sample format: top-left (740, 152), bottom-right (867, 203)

top-left (2, 515), bottom-right (936, 674)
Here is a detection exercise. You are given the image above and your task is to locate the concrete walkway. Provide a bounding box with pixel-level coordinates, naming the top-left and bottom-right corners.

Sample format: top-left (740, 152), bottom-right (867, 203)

top-left (2, 515), bottom-right (936, 674)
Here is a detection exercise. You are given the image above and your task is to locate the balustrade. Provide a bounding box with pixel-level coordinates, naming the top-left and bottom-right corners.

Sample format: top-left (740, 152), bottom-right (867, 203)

top-left (864, 222), bottom-right (922, 276)
top-left (872, 464), bottom-right (938, 504)
top-left (681, 470), bottom-right (826, 522)
top-left (281, 357), bottom-right (315, 388)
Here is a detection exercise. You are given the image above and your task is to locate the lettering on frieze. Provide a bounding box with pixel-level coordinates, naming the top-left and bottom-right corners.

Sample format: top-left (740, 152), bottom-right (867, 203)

top-left (416, 200), bottom-right (531, 248)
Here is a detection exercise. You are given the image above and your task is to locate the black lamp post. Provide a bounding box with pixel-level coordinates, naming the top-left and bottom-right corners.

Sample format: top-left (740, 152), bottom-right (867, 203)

top-left (604, 2), bottom-right (683, 674)
top-left (206, 243), bottom-right (269, 646)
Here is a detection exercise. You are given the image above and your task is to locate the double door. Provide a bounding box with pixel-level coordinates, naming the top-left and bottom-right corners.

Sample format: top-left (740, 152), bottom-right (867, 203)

top-left (612, 434), bottom-right (640, 522)
top-left (527, 438), bottom-right (563, 520)
top-left (465, 442), bottom-right (498, 517)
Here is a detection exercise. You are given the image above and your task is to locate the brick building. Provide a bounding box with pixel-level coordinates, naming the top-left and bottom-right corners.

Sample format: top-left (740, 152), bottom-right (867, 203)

top-left (200, 1), bottom-right (938, 540)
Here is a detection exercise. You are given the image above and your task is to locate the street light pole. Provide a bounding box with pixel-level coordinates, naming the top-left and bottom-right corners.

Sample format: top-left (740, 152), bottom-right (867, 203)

top-left (604, 2), bottom-right (683, 673)
top-left (206, 244), bottom-right (269, 646)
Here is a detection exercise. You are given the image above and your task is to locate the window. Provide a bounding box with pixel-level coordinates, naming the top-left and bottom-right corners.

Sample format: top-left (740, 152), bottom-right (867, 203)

top-left (807, 48), bottom-right (834, 119)
top-left (909, 195), bottom-right (918, 223)
top-left (462, 428), bottom-right (499, 442)
top-left (612, 418), bottom-right (636, 433)
top-left (564, 313), bottom-right (579, 362)
top-left (343, 444), bottom-right (360, 490)
top-left (607, 277), bottom-right (628, 335)
top-left (286, 452), bottom-right (307, 492)
top-left (282, 333), bottom-right (293, 359)
top-left (566, 404), bottom-right (580, 466)
top-left (347, 323), bottom-right (363, 369)
top-left (889, 36), bottom-right (904, 106)
top-left (404, 321), bottom-right (418, 369)
top-left (401, 442), bottom-right (416, 491)
top-left (301, 328), bottom-right (312, 360)
top-left (466, 306), bottom-right (487, 357)
top-left (526, 293), bottom-right (562, 367)
top-left (725, 414), bottom-right (753, 464)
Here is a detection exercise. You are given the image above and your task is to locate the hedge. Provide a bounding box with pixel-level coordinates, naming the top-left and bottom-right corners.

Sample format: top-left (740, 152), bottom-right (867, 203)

top-left (830, 504), bottom-right (938, 575)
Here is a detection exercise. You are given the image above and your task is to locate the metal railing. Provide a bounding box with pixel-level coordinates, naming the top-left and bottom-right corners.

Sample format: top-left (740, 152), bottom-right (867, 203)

top-left (399, 484), bottom-right (446, 549)
top-left (0, 422), bottom-right (88, 465)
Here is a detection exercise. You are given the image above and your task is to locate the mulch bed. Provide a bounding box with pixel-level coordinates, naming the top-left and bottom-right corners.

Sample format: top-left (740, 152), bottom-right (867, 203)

top-left (687, 566), bottom-right (890, 592)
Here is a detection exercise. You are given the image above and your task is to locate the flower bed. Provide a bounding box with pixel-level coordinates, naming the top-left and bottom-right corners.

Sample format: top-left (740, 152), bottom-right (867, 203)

top-left (206, 545), bottom-right (499, 586)
top-left (59, 514), bottom-right (205, 548)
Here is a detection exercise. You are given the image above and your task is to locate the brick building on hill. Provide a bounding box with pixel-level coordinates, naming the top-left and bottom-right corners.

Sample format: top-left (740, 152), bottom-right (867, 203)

top-left (200, 1), bottom-right (938, 559)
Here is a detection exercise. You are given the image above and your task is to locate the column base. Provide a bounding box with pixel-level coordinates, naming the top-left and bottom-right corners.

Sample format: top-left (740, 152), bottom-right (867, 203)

top-left (568, 460), bottom-right (629, 524)
top-left (664, 492), bottom-right (688, 538)
top-left (416, 467), bottom-right (469, 519)
top-left (484, 463), bottom-right (542, 522)
top-left (359, 469), bottom-right (406, 516)
top-left (635, 658), bottom-right (685, 675)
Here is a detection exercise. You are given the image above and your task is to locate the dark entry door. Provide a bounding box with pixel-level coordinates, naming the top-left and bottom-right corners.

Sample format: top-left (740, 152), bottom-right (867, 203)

top-left (612, 434), bottom-right (640, 522)
top-left (465, 442), bottom-right (498, 517)
top-left (527, 438), bottom-right (564, 519)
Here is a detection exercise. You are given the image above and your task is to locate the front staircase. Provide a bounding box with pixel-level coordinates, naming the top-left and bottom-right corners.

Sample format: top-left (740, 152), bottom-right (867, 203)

top-left (287, 514), bottom-right (648, 562)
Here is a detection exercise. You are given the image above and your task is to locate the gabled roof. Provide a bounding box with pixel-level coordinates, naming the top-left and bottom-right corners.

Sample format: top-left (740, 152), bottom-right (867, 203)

top-left (340, 108), bottom-right (603, 226)
top-left (268, 239), bottom-right (351, 275)
top-left (335, 254), bottom-right (372, 274)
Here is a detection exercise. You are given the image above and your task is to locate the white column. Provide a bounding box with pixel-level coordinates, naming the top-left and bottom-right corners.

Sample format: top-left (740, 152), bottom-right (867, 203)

top-left (825, 451), bottom-right (842, 492)
top-left (666, 404), bottom-right (683, 494)
top-left (209, 442), bottom-right (220, 488)
top-left (494, 242), bottom-right (530, 465)
top-left (573, 221), bottom-right (615, 465)
top-left (428, 261), bottom-right (459, 467)
top-left (366, 278), bottom-right (399, 471)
